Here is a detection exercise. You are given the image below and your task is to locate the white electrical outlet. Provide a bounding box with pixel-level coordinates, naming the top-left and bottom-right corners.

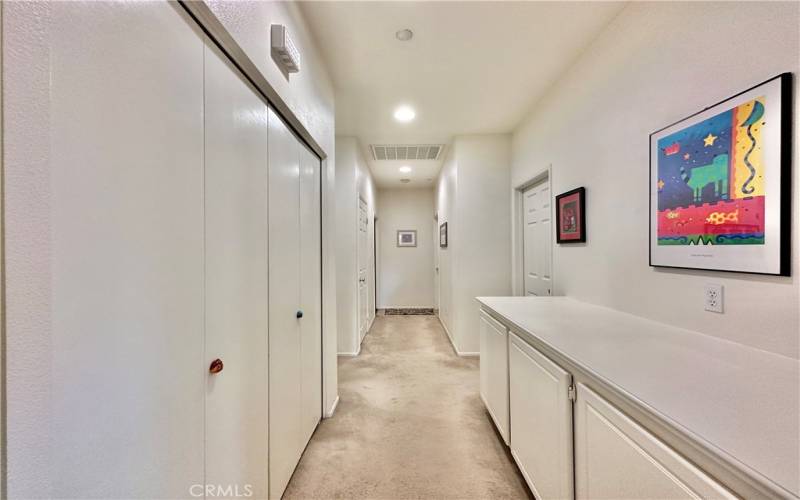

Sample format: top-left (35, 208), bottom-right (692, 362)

top-left (704, 284), bottom-right (724, 313)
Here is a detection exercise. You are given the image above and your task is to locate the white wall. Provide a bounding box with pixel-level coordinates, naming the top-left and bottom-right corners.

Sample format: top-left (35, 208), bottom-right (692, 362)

top-left (512, 2), bottom-right (800, 359)
top-left (336, 137), bottom-right (377, 355)
top-left (436, 135), bottom-right (512, 354)
top-left (377, 189), bottom-right (436, 309)
top-left (0, 5), bottom-right (5, 488)
top-left (436, 149), bottom-right (457, 337)
top-left (204, 0), bottom-right (340, 412)
top-left (454, 136), bottom-right (513, 353)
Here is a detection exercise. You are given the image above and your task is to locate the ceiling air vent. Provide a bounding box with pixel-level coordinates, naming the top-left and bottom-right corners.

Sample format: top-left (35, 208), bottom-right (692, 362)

top-left (370, 144), bottom-right (445, 161)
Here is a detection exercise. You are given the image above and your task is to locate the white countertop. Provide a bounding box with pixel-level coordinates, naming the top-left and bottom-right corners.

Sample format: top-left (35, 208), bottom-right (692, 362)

top-left (476, 296), bottom-right (799, 498)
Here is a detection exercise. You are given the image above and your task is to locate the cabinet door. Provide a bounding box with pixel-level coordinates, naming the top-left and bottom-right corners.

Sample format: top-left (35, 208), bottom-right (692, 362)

top-left (509, 333), bottom-right (574, 500)
top-left (268, 108), bottom-right (303, 500)
top-left (204, 41), bottom-right (269, 499)
top-left (479, 312), bottom-right (509, 444)
top-left (575, 384), bottom-right (734, 500)
top-left (299, 145), bottom-right (322, 446)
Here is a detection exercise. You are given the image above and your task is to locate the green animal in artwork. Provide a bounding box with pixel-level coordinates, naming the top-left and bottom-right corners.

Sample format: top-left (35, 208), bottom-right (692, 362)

top-left (679, 154), bottom-right (729, 203)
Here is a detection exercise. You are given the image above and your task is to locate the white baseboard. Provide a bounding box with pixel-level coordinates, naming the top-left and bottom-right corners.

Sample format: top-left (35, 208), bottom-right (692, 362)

top-left (338, 336), bottom-right (362, 357)
top-left (436, 315), bottom-right (479, 358)
top-left (438, 315), bottom-right (456, 347)
top-left (324, 395), bottom-right (339, 418)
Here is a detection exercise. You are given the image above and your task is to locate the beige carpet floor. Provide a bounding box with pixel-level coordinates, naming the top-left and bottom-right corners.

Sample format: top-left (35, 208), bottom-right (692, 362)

top-left (283, 315), bottom-right (532, 500)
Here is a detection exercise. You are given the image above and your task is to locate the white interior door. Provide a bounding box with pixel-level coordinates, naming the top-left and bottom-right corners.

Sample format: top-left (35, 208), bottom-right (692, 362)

top-left (299, 145), bottom-right (322, 445)
top-left (358, 199), bottom-right (369, 339)
top-left (523, 178), bottom-right (553, 296)
top-left (268, 108), bottom-right (303, 500)
top-left (204, 41), bottom-right (269, 498)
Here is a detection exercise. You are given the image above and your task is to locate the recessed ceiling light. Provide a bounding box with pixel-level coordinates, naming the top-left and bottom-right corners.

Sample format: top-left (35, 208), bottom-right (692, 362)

top-left (395, 29), bottom-right (413, 42)
top-left (393, 105), bottom-right (416, 123)
top-left (399, 166), bottom-right (412, 173)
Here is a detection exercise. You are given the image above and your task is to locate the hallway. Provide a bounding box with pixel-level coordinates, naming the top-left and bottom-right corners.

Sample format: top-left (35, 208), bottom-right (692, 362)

top-left (284, 315), bottom-right (530, 499)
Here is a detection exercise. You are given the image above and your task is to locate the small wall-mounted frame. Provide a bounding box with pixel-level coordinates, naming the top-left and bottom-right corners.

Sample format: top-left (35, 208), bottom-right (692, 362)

top-left (439, 222), bottom-right (448, 248)
top-left (556, 187), bottom-right (586, 243)
top-left (397, 230), bottom-right (417, 247)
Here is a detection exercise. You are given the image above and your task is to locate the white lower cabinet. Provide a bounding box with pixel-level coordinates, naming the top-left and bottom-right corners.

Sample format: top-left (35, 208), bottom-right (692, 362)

top-left (481, 314), bottom-right (736, 500)
top-left (574, 384), bottom-right (734, 500)
top-left (508, 333), bottom-right (574, 500)
top-left (480, 312), bottom-right (509, 443)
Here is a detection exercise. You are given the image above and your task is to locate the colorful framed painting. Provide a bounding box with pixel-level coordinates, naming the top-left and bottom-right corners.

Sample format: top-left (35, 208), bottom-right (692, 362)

top-left (439, 222), bottom-right (448, 248)
top-left (397, 230), bottom-right (417, 247)
top-left (556, 187), bottom-right (586, 243)
top-left (650, 73), bottom-right (791, 275)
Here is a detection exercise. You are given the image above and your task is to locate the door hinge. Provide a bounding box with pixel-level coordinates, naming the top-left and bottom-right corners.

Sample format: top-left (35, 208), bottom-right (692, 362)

top-left (568, 385), bottom-right (576, 402)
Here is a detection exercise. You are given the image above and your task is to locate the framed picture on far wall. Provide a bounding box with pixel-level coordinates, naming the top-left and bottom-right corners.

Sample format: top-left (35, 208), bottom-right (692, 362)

top-left (439, 222), bottom-right (448, 248)
top-left (556, 187), bottom-right (586, 243)
top-left (650, 73), bottom-right (791, 275)
top-left (397, 230), bottom-right (417, 247)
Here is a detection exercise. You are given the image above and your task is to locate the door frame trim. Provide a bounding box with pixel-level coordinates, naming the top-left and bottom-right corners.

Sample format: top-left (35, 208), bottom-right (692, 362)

top-left (513, 166), bottom-right (553, 296)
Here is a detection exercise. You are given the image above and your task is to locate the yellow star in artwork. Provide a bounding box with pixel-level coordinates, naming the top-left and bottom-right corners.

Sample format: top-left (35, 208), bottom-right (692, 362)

top-left (657, 179), bottom-right (665, 190)
top-left (703, 133), bottom-right (718, 146)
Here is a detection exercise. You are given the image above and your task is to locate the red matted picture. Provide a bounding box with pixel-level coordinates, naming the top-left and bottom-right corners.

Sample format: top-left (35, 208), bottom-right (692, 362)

top-left (556, 187), bottom-right (586, 243)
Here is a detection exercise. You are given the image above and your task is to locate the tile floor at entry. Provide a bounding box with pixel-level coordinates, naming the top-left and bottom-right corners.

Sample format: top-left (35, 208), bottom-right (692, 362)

top-left (284, 315), bottom-right (531, 499)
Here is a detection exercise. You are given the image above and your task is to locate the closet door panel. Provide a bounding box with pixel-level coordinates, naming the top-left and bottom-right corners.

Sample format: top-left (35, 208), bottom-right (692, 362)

top-left (204, 41), bottom-right (269, 499)
top-left (268, 108), bottom-right (303, 500)
top-left (299, 146), bottom-right (323, 445)
top-left (5, 2), bottom-right (205, 497)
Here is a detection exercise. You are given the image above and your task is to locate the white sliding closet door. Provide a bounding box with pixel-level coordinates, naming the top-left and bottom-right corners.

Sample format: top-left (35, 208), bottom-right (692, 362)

top-left (204, 41), bottom-right (269, 498)
top-left (4, 2), bottom-right (205, 497)
top-left (268, 109), bottom-right (323, 499)
top-left (268, 108), bottom-right (304, 499)
top-left (300, 146), bottom-right (323, 445)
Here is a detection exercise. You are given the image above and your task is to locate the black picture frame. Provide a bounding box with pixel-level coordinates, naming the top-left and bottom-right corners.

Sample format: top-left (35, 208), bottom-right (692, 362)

top-left (555, 187), bottom-right (586, 244)
top-left (439, 222), bottom-right (448, 248)
top-left (648, 73), bottom-right (792, 276)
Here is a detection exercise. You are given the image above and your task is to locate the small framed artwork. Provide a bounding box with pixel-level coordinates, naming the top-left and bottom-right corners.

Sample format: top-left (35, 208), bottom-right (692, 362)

top-left (439, 222), bottom-right (448, 248)
top-left (397, 230), bottom-right (417, 247)
top-left (650, 73), bottom-right (791, 275)
top-left (556, 187), bottom-right (586, 243)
